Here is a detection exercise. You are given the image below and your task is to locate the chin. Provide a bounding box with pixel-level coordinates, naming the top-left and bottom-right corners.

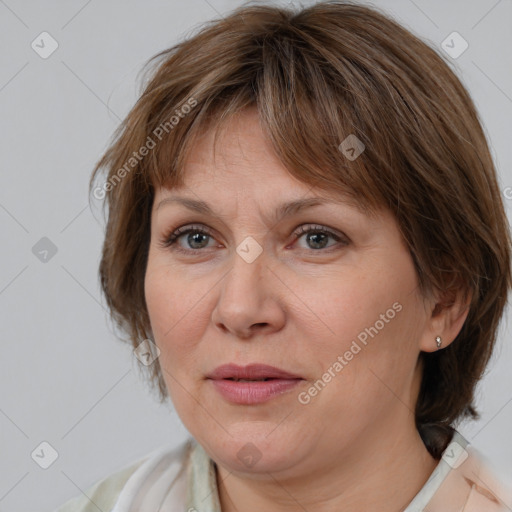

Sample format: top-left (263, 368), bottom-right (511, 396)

top-left (198, 424), bottom-right (308, 474)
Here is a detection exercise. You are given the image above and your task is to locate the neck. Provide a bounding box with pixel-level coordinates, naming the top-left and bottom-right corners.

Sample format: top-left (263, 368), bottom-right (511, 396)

top-left (216, 416), bottom-right (438, 512)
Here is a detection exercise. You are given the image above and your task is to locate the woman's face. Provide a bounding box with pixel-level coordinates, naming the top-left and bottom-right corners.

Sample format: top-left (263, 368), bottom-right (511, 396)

top-left (145, 108), bottom-right (435, 476)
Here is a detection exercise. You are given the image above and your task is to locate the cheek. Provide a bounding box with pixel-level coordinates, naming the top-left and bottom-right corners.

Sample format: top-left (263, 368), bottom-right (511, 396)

top-left (301, 254), bottom-right (422, 391)
top-left (145, 266), bottom-right (203, 408)
top-left (144, 259), bottom-right (220, 389)
top-left (301, 259), bottom-right (414, 348)
top-left (145, 267), bottom-right (174, 332)
top-left (145, 263), bottom-right (198, 354)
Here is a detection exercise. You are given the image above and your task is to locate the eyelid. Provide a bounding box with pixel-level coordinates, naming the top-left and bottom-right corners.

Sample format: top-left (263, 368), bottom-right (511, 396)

top-left (159, 224), bottom-right (216, 248)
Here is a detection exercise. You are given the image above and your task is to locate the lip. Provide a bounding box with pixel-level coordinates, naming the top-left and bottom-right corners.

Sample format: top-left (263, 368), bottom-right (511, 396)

top-left (207, 363), bottom-right (303, 405)
top-left (207, 363), bottom-right (302, 380)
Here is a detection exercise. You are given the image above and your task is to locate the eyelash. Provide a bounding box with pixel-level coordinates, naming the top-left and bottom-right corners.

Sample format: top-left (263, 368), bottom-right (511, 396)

top-left (158, 224), bottom-right (348, 254)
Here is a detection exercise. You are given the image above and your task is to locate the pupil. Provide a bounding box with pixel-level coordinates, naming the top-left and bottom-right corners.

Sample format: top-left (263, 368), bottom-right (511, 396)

top-left (189, 233), bottom-right (208, 248)
top-left (308, 233), bottom-right (327, 249)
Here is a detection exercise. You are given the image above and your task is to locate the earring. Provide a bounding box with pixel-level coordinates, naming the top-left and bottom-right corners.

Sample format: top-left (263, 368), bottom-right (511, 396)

top-left (435, 336), bottom-right (442, 349)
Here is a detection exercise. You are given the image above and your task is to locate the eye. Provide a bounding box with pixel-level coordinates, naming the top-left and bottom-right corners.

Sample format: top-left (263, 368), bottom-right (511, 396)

top-left (292, 224), bottom-right (348, 251)
top-left (159, 223), bottom-right (348, 254)
top-left (159, 224), bottom-right (218, 253)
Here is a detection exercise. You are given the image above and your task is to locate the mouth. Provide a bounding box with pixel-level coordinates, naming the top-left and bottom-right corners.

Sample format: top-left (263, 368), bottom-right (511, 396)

top-left (206, 363), bottom-right (302, 381)
top-left (206, 364), bottom-right (303, 404)
top-left (225, 377), bottom-right (277, 382)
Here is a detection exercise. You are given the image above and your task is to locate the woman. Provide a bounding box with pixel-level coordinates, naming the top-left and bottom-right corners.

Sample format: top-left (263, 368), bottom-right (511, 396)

top-left (56, 1), bottom-right (512, 510)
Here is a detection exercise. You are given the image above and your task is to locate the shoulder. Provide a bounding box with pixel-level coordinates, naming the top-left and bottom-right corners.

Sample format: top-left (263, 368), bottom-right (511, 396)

top-left (428, 431), bottom-right (512, 512)
top-left (459, 454), bottom-right (512, 511)
top-left (53, 440), bottom-right (192, 512)
top-left (53, 459), bottom-right (146, 512)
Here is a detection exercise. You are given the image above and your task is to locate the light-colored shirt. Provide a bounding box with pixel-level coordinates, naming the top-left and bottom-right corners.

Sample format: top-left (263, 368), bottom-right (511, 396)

top-left (54, 430), bottom-right (512, 511)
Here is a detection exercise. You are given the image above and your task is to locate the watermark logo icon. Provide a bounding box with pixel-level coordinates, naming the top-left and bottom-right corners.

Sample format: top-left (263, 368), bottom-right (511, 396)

top-left (32, 237), bottom-right (58, 263)
top-left (134, 339), bottom-right (160, 366)
top-left (31, 32), bottom-right (59, 59)
top-left (236, 236), bottom-right (263, 264)
top-left (31, 441), bottom-right (59, 469)
top-left (338, 134), bottom-right (365, 161)
top-left (442, 440), bottom-right (469, 469)
top-left (237, 442), bottom-right (262, 468)
top-left (441, 31), bottom-right (468, 59)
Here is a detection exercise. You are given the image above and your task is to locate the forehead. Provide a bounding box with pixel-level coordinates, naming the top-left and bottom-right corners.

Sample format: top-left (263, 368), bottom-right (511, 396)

top-left (154, 108), bottom-right (380, 221)
top-left (153, 187), bottom-right (378, 231)
top-left (154, 170), bottom-right (378, 228)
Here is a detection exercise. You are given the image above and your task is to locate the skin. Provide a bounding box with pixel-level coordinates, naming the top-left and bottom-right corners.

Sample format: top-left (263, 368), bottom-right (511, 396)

top-left (144, 107), bottom-right (470, 511)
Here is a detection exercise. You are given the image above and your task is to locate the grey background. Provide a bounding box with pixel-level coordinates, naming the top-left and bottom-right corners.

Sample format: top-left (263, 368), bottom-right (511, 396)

top-left (0, 0), bottom-right (511, 510)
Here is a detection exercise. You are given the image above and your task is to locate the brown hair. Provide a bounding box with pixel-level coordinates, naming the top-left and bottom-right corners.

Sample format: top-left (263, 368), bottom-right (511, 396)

top-left (90, 0), bottom-right (511, 458)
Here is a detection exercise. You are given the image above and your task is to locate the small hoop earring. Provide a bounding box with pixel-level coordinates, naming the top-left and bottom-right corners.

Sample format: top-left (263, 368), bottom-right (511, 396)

top-left (435, 336), bottom-right (442, 349)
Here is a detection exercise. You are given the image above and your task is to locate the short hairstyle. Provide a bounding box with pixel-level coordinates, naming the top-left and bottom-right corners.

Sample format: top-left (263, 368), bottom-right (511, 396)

top-left (90, 0), bottom-right (511, 458)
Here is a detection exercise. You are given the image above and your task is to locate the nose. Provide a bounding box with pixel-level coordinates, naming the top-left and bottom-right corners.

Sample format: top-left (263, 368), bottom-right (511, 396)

top-left (211, 247), bottom-right (286, 339)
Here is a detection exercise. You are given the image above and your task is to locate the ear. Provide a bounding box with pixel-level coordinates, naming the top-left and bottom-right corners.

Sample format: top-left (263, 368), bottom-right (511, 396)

top-left (419, 284), bottom-right (472, 353)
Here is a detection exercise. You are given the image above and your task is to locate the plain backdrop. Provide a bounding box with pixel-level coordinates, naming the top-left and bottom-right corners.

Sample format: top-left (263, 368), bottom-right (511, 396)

top-left (0, 0), bottom-right (511, 510)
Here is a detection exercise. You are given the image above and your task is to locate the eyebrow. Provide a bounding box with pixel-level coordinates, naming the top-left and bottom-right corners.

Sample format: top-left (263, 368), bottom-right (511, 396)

top-left (156, 195), bottom-right (366, 222)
